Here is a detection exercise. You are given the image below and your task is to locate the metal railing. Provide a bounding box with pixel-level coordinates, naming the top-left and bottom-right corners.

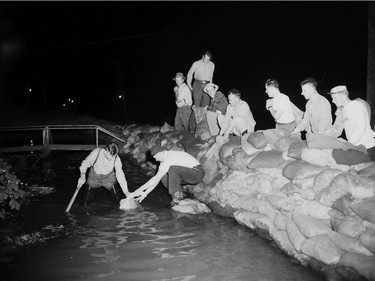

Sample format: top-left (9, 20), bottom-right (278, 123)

top-left (0, 125), bottom-right (126, 153)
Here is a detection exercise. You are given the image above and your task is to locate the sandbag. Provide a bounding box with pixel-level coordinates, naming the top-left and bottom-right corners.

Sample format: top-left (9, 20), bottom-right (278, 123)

top-left (200, 142), bottom-right (222, 184)
top-left (330, 215), bottom-right (366, 238)
top-left (219, 137), bottom-right (241, 164)
top-left (231, 196), bottom-right (259, 213)
top-left (160, 122), bottom-right (174, 133)
top-left (287, 140), bottom-right (307, 160)
top-left (270, 197), bottom-right (303, 217)
top-left (286, 219), bottom-right (307, 252)
top-left (233, 210), bottom-right (257, 230)
top-left (257, 198), bottom-right (279, 221)
top-left (172, 198), bottom-right (211, 214)
top-left (292, 211), bottom-right (332, 238)
top-left (245, 173), bottom-right (274, 195)
top-left (300, 148), bottom-right (337, 167)
top-left (293, 176), bottom-right (315, 190)
top-left (247, 131), bottom-right (267, 149)
top-left (119, 197), bottom-right (140, 210)
top-left (328, 231), bottom-right (374, 256)
top-left (282, 160), bottom-right (326, 180)
top-left (269, 227), bottom-right (300, 258)
top-left (332, 149), bottom-right (371, 166)
top-left (332, 194), bottom-right (356, 216)
top-left (312, 169), bottom-right (343, 195)
top-left (339, 252), bottom-right (375, 281)
top-left (302, 201), bottom-right (332, 220)
top-left (359, 229), bottom-right (375, 254)
top-left (350, 196), bottom-right (375, 224)
top-left (273, 213), bottom-right (290, 231)
top-left (227, 147), bottom-right (257, 171)
top-left (263, 128), bottom-right (290, 144)
top-left (301, 189), bottom-right (315, 201)
top-left (271, 137), bottom-right (293, 152)
top-left (306, 133), bottom-right (354, 150)
top-left (356, 162), bottom-right (375, 181)
top-left (248, 150), bottom-right (285, 169)
top-left (301, 234), bottom-right (342, 265)
top-left (332, 172), bottom-right (375, 200)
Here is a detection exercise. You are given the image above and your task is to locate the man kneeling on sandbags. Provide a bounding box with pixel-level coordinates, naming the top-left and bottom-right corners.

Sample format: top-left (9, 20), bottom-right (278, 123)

top-left (129, 146), bottom-right (205, 207)
top-left (77, 143), bottom-right (130, 206)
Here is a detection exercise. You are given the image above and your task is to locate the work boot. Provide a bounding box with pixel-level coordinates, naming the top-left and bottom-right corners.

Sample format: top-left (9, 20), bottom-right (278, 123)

top-left (83, 185), bottom-right (94, 207)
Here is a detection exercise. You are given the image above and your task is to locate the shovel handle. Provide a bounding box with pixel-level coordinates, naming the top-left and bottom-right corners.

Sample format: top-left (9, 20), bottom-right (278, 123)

top-left (65, 186), bottom-right (81, 212)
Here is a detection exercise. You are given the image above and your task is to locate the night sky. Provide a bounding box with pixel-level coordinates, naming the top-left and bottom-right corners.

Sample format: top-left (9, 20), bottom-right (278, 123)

top-left (0, 1), bottom-right (370, 129)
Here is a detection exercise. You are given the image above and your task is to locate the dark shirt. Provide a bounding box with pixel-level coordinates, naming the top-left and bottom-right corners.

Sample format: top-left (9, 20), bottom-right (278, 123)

top-left (207, 91), bottom-right (228, 115)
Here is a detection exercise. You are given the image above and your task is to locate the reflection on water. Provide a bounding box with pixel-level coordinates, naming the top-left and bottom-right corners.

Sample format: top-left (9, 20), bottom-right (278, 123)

top-left (6, 152), bottom-right (324, 281)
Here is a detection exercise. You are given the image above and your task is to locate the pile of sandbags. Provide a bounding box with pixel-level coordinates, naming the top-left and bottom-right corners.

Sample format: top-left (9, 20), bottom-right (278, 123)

top-left (120, 124), bottom-right (375, 280)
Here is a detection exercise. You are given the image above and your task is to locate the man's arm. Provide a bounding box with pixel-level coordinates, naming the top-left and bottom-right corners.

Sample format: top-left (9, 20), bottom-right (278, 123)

top-left (114, 158), bottom-right (130, 196)
top-left (131, 169), bottom-right (167, 202)
top-left (346, 102), bottom-right (368, 145)
top-left (209, 62), bottom-right (215, 82)
top-left (315, 99), bottom-right (333, 135)
top-left (186, 62), bottom-right (196, 90)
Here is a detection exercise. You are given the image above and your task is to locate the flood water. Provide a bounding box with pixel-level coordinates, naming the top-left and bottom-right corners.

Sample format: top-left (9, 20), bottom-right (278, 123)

top-left (3, 151), bottom-right (324, 281)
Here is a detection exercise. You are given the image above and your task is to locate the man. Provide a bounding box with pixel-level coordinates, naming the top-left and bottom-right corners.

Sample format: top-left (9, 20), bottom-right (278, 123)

top-left (130, 146), bottom-right (205, 206)
top-left (77, 143), bottom-right (130, 206)
top-left (327, 85), bottom-right (375, 160)
top-left (187, 50), bottom-right (215, 107)
top-left (204, 82), bottom-right (228, 136)
top-left (172, 72), bottom-right (192, 131)
top-left (265, 79), bottom-right (296, 133)
top-left (292, 78), bottom-right (334, 135)
top-left (216, 88), bottom-right (256, 143)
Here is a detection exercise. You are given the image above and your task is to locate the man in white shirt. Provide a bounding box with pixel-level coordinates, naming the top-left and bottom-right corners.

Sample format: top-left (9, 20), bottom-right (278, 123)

top-left (130, 146), bottom-right (205, 206)
top-left (292, 78), bottom-right (334, 135)
top-left (216, 88), bottom-right (256, 144)
top-left (172, 72), bottom-right (192, 131)
top-left (265, 79), bottom-right (296, 133)
top-left (77, 143), bottom-right (130, 206)
top-left (187, 50), bottom-right (215, 107)
top-left (327, 85), bottom-right (375, 160)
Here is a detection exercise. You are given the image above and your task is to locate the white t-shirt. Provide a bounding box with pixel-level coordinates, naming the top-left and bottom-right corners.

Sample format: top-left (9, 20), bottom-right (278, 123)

top-left (272, 93), bottom-right (295, 124)
top-left (158, 151), bottom-right (200, 173)
top-left (343, 100), bottom-right (375, 148)
top-left (175, 83), bottom-right (192, 107)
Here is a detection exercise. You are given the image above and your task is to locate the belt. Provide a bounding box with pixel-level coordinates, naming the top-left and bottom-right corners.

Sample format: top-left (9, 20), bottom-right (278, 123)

top-left (277, 121), bottom-right (296, 125)
top-left (196, 79), bottom-right (210, 84)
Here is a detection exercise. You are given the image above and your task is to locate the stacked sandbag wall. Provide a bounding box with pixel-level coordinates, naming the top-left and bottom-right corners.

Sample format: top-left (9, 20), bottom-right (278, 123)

top-left (120, 124), bottom-right (375, 281)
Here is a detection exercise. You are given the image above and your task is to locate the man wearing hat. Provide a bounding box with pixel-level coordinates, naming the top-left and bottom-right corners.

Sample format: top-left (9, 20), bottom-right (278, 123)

top-left (204, 82), bottom-right (228, 136)
top-left (130, 146), bottom-right (205, 206)
top-left (187, 50), bottom-right (215, 107)
top-left (172, 72), bottom-right (192, 131)
top-left (327, 85), bottom-right (375, 160)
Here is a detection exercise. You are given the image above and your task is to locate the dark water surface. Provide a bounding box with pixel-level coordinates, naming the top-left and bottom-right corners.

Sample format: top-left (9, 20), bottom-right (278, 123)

top-left (4, 151), bottom-right (324, 281)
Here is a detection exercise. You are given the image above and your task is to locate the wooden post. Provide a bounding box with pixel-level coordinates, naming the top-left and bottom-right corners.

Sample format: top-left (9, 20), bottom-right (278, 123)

top-left (367, 2), bottom-right (375, 129)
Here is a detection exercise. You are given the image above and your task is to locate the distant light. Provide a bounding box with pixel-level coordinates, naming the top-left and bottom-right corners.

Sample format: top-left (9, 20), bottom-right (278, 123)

top-left (63, 104), bottom-right (66, 107)
top-left (71, 100), bottom-right (74, 103)
top-left (68, 98), bottom-right (71, 102)
top-left (118, 95), bottom-right (122, 99)
top-left (28, 89), bottom-right (32, 92)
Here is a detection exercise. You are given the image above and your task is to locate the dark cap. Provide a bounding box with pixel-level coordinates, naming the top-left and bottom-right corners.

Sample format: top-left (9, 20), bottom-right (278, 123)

top-left (150, 145), bottom-right (165, 156)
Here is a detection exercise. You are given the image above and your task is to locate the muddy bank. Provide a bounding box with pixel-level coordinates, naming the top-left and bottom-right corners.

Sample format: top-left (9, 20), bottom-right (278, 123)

top-left (120, 123), bottom-right (375, 281)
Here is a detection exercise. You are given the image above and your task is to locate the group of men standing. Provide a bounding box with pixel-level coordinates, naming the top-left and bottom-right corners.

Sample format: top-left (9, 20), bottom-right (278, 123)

top-left (76, 50), bottom-right (375, 209)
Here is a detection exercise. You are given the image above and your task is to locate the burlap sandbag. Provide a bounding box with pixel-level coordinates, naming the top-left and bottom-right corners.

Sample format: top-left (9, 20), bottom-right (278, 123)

top-left (247, 131), bottom-right (267, 149)
top-left (339, 251), bottom-right (375, 281)
top-left (286, 219), bottom-right (307, 252)
top-left (350, 196), bottom-right (375, 224)
top-left (331, 194), bottom-right (356, 216)
top-left (356, 162), bottom-right (375, 181)
top-left (359, 228), bottom-right (375, 254)
top-left (273, 213), bottom-right (290, 231)
top-left (301, 234), bottom-right (342, 265)
top-left (293, 176), bottom-right (315, 190)
top-left (306, 133), bottom-right (354, 150)
top-left (328, 231), bottom-right (374, 256)
top-left (247, 150), bottom-right (285, 169)
top-left (227, 147), bottom-right (258, 172)
top-left (231, 195), bottom-right (259, 213)
top-left (287, 140), bottom-right (307, 160)
top-left (332, 148), bottom-right (371, 166)
top-left (330, 214), bottom-right (366, 238)
top-left (282, 160), bottom-right (326, 180)
top-left (302, 201), bottom-right (332, 220)
top-left (292, 211), bottom-right (332, 238)
top-left (263, 128), bottom-right (290, 144)
top-left (233, 210), bottom-right (257, 230)
top-left (312, 169), bottom-right (343, 196)
top-left (257, 198), bottom-right (280, 221)
top-left (245, 173), bottom-right (274, 195)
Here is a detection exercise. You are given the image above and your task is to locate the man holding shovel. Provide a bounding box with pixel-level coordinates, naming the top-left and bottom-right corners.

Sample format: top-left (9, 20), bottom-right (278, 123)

top-left (67, 143), bottom-right (130, 211)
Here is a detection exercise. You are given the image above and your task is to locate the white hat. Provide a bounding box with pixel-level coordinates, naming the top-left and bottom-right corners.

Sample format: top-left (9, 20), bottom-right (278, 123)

top-left (328, 85), bottom-right (348, 95)
top-left (203, 83), bottom-right (218, 93)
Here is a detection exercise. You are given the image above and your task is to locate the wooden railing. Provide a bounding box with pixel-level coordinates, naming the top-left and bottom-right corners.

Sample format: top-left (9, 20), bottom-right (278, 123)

top-left (0, 125), bottom-right (126, 153)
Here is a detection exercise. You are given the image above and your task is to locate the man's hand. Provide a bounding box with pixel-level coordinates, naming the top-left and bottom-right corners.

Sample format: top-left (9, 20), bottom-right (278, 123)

top-left (266, 99), bottom-right (273, 109)
top-left (216, 110), bottom-right (222, 115)
top-left (134, 191), bottom-right (147, 203)
top-left (77, 175), bottom-right (85, 188)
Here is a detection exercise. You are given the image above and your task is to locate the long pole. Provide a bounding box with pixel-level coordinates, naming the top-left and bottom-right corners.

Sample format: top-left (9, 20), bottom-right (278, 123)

top-left (65, 186), bottom-right (81, 212)
top-left (367, 2), bottom-right (375, 129)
